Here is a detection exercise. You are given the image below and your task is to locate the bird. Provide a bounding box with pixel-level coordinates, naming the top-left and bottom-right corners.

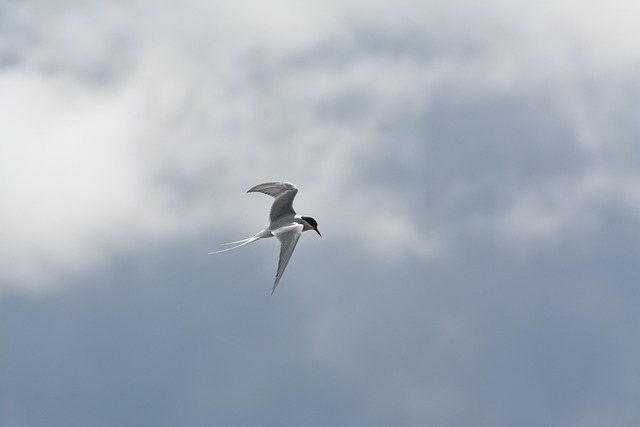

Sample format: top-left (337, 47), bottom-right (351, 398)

top-left (209, 182), bottom-right (321, 294)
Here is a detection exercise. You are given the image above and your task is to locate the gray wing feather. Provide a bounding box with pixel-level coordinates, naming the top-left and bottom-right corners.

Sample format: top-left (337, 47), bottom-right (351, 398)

top-left (247, 182), bottom-right (299, 222)
top-left (247, 182), bottom-right (297, 198)
top-left (271, 224), bottom-right (303, 295)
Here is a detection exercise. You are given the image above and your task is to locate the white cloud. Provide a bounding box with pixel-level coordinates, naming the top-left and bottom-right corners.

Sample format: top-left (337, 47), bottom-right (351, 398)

top-left (0, 70), bottom-right (141, 291)
top-left (2, 0), bottom-right (639, 294)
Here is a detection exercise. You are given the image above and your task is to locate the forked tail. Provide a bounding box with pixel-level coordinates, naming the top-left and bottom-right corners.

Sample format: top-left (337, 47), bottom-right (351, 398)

top-left (208, 229), bottom-right (271, 254)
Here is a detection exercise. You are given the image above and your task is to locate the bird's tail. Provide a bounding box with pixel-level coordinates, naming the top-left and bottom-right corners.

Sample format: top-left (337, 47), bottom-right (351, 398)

top-left (208, 229), bottom-right (271, 254)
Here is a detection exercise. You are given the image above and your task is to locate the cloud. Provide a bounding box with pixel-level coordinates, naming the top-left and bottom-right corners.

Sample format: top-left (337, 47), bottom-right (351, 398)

top-left (2, 0), bottom-right (640, 295)
top-left (2, 2), bottom-right (640, 427)
top-left (0, 70), bottom-right (140, 290)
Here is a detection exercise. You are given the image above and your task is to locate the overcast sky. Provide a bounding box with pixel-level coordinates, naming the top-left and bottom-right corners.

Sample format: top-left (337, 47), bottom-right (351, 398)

top-left (1, 0), bottom-right (640, 426)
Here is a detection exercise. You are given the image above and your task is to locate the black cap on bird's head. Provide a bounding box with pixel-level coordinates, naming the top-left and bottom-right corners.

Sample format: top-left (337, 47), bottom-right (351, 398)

top-left (301, 216), bottom-right (322, 236)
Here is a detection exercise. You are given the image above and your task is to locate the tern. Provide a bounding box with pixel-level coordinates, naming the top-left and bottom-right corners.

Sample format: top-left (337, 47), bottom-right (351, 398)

top-left (209, 182), bottom-right (321, 294)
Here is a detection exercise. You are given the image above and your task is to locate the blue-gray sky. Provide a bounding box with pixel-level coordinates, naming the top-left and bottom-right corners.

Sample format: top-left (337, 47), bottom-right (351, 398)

top-left (1, 1), bottom-right (639, 426)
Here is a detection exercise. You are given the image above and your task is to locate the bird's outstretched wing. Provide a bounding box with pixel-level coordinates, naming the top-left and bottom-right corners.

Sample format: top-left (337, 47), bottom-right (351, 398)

top-left (248, 182), bottom-right (299, 222)
top-left (247, 182), bottom-right (297, 197)
top-left (271, 223), bottom-right (303, 295)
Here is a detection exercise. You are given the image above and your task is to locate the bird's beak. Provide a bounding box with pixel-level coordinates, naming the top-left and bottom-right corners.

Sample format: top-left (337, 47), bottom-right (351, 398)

top-left (315, 228), bottom-right (322, 237)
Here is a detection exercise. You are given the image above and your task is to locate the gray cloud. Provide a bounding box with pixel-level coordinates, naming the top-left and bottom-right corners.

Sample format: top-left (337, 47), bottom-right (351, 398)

top-left (1, 0), bottom-right (640, 426)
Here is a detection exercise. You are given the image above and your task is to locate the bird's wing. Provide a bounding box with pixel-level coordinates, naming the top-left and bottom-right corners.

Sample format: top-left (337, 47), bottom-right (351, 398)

top-left (271, 223), bottom-right (303, 295)
top-left (247, 182), bottom-right (297, 198)
top-left (247, 182), bottom-right (298, 222)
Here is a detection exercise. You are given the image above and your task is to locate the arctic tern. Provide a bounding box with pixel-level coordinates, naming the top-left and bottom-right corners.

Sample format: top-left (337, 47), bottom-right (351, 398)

top-left (209, 182), bottom-right (321, 294)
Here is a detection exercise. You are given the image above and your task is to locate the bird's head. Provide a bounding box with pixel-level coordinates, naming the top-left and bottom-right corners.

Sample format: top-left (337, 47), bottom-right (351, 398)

top-left (301, 216), bottom-right (322, 236)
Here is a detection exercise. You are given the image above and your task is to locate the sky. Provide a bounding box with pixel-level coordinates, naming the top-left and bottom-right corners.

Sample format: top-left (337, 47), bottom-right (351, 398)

top-left (1, 0), bottom-right (639, 426)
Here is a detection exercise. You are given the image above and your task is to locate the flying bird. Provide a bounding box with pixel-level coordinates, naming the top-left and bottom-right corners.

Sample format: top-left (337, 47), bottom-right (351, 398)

top-left (209, 182), bottom-right (321, 294)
